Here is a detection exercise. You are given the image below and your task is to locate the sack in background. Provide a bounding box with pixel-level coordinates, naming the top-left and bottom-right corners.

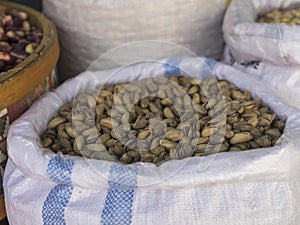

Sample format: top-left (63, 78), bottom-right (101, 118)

top-left (222, 0), bottom-right (300, 110)
top-left (4, 58), bottom-right (300, 225)
top-left (223, 0), bottom-right (300, 65)
top-left (43, 0), bottom-right (227, 82)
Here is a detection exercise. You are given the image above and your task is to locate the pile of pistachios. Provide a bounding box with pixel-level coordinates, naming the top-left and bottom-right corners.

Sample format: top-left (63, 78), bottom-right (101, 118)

top-left (256, 8), bottom-right (300, 25)
top-left (41, 76), bottom-right (285, 165)
top-left (0, 10), bottom-right (43, 75)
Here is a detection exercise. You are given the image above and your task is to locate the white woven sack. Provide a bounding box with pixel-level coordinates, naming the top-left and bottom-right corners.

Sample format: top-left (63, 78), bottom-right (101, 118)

top-left (223, 0), bottom-right (300, 65)
top-left (232, 61), bottom-right (300, 110)
top-left (4, 58), bottom-right (300, 225)
top-left (43, 0), bottom-right (226, 81)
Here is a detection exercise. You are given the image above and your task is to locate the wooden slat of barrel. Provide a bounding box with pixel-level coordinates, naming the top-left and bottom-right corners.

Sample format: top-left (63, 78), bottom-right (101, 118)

top-left (0, 196), bottom-right (5, 221)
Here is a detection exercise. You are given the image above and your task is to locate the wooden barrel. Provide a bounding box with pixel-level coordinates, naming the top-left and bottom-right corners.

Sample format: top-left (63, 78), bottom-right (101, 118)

top-left (0, 2), bottom-right (60, 222)
top-left (0, 1), bottom-right (59, 110)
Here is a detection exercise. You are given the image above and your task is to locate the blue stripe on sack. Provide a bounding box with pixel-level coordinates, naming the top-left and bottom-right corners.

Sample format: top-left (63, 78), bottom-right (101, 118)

top-left (101, 165), bottom-right (138, 225)
top-left (42, 156), bottom-right (75, 225)
top-left (203, 58), bottom-right (217, 70)
top-left (164, 58), bottom-right (182, 76)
